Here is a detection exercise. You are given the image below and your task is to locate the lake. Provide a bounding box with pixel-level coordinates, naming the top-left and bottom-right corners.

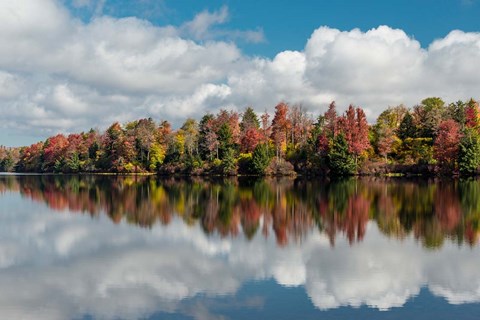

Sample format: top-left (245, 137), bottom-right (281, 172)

top-left (0, 175), bottom-right (480, 319)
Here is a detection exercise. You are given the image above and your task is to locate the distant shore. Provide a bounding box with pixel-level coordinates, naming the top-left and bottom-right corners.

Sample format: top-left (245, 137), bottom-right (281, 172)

top-left (2, 98), bottom-right (480, 177)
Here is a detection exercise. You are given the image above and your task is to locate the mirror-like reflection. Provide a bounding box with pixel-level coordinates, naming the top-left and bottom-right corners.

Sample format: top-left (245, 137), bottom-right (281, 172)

top-left (1, 175), bottom-right (479, 248)
top-left (1, 175), bottom-right (480, 319)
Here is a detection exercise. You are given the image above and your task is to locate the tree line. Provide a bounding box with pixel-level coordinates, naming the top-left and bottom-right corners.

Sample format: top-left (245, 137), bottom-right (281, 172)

top-left (1, 97), bottom-right (479, 175)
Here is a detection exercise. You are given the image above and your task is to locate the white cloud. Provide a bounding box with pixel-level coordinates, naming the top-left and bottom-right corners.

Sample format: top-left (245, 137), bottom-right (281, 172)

top-left (0, 0), bottom-right (480, 146)
top-left (180, 6), bottom-right (265, 43)
top-left (182, 6), bottom-right (229, 40)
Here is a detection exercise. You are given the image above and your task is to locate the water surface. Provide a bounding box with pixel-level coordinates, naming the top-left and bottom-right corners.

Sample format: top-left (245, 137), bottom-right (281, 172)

top-left (1, 175), bottom-right (480, 319)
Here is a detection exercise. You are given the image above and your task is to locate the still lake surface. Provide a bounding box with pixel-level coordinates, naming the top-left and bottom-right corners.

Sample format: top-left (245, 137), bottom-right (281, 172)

top-left (1, 174), bottom-right (480, 319)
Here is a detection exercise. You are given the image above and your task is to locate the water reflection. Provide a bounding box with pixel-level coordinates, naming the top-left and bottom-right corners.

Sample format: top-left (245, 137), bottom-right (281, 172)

top-left (1, 175), bottom-right (480, 319)
top-left (1, 175), bottom-right (479, 248)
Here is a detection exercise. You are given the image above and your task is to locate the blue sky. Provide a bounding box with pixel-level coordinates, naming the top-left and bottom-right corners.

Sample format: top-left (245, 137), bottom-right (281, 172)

top-left (67, 0), bottom-right (480, 57)
top-left (1, 0), bottom-right (480, 146)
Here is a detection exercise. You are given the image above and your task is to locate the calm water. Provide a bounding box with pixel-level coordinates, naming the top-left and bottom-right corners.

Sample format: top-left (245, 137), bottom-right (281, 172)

top-left (1, 175), bottom-right (480, 319)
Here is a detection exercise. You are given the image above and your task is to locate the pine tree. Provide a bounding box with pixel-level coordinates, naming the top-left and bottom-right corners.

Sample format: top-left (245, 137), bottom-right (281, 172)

top-left (458, 128), bottom-right (480, 175)
top-left (252, 143), bottom-right (271, 175)
top-left (398, 112), bottom-right (416, 140)
top-left (240, 107), bottom-right (260, 131)
top-left (328, 134), bottom-right (356, 176)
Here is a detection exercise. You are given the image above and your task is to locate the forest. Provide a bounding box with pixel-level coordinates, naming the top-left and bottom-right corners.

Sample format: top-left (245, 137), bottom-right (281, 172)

top-left (1, 97), bottom-right (479, 176)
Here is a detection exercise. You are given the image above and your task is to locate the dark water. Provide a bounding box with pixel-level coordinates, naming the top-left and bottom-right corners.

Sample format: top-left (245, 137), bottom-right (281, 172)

top-left (1, 175), bottom-right (480, 319)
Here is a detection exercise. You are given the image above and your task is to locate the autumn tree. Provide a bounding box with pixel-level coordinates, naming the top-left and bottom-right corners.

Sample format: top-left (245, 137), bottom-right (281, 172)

top-left (180, 118), bottom-right (199, 156)
top-left (148, 120), bottom-right (171, 171)
top-left (270, 102), bottom-right (291, 157)
top-left (324, 101), bottom-right (337, 138)
top-left (216, 109), bottom-right (240, 148)
top-left (465, 99), bottom-right (480, 128)
top-left (337, 105), bottom-right (370, 166)
top-left (260, 111), bottom-right (271, 143)
top-left (17, 142), bottom-right (44, 172)
top-left (42, 134), bottom-right (69, 172)
top-left (433, 119), bottom-right (461, 172)
top-left (377, 127), bottom-right (395, 162)
top-left (414, 97), bottom-right (445, 138)
top-left (288, 104), bottom-right (311, 147)
top-left (241, 128), bottom-right (262, 153)
top-left (101, 122), bottom-right (135, 172)
top-left (132, 118), bottom-right (157, 168)
top-left (240, 107), bottom-right (261, 153)
top-left (373, 105), bottom-right (407, 161)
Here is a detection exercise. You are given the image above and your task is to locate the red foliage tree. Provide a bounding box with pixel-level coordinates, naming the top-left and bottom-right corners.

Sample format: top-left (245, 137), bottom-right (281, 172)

top-left (377, 127), bottom-right (395, 161)
top-left (19, 142), bottom-right (44, 172)
top-left (324, 101), bottom-right (337, 137)
top-left (352, 107), bottom-right (370, 156)
top-left (66, 133), bottom-right (86, 158)
top-left (465, 99), bottom-right (480, 128)
top-left (43, 134), bottom-right (69, 170)
top-left (337, 105), bottom-right (370, 163)
top-left (241, 127), bottom-right (262, 153)
top-left (433, 119), bottom-right (461, 171)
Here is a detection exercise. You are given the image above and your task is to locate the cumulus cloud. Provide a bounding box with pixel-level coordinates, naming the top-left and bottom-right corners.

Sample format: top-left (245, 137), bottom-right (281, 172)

top-left (0, 0), bottom-right (480, 145)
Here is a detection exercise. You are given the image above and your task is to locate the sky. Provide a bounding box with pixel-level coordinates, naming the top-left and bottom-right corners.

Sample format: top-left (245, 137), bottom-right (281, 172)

top-left (1, 0), bottom-right (480, 146)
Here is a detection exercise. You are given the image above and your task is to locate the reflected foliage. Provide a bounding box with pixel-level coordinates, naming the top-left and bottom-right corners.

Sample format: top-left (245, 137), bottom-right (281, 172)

top-left (1, 175), bottom-right (480, 248)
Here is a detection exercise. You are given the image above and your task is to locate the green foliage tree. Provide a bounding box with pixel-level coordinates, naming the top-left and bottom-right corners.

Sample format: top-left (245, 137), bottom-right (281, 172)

top-left (414, 97), bottom-right (445, 138)
top-left (240, 107), bottom-right (260, 131)
top-left (217, 123), bottom-right (233, 159)
top-left (65, 152), bottom-right (81, 173)
top-left (221, 147), bottom-right (237, 175)
top-left (459, 128), bottom-right (480, 175)
top-left (198, 113), bottom-right (215, 160)
top-left (399, 138), bottom-right (434, 165)
top-left (252, 143), bottom-right (271, 175)
top-left (398, 112), bottom-right (416, 140)
top-left (327, 134), bottom-right (356, 175)
top-left (445, 100), bottom-right (466, 127)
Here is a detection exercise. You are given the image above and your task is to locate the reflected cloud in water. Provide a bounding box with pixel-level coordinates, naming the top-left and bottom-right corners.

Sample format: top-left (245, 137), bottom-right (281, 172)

top-left (0, 175), bottom-right (480, 319)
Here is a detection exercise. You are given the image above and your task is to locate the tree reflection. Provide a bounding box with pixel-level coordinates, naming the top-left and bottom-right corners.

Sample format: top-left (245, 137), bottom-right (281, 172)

top-left (1, 175), bottom-right (480, 248)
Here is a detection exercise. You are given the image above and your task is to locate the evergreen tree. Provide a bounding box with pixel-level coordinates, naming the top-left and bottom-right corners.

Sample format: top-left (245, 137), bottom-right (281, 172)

top-left (221, 147), bottom-right (237, 175)
top-left (459, 128), bottom-right (480, 175)
top-left (328, 134), bottom-right (356, 176)
top-left (240, 107), bottom-right (260, 131)
top-left (217, 123), bottom-right (233, 159)
top-left (398, 112), bottom-right (416, 140)
top-left (198, 114), bottom-right (215, 160)
top-left (252, 143), bottom-right (271, 175)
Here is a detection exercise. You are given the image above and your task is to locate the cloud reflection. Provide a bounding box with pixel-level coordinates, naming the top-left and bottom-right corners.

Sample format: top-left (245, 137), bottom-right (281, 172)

top-left (0, 177), bottom-right (480, 319)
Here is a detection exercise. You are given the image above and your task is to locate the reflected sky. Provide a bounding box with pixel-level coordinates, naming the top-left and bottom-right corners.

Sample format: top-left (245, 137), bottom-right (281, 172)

top-left (1, 175), bottom-right (480, 319)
